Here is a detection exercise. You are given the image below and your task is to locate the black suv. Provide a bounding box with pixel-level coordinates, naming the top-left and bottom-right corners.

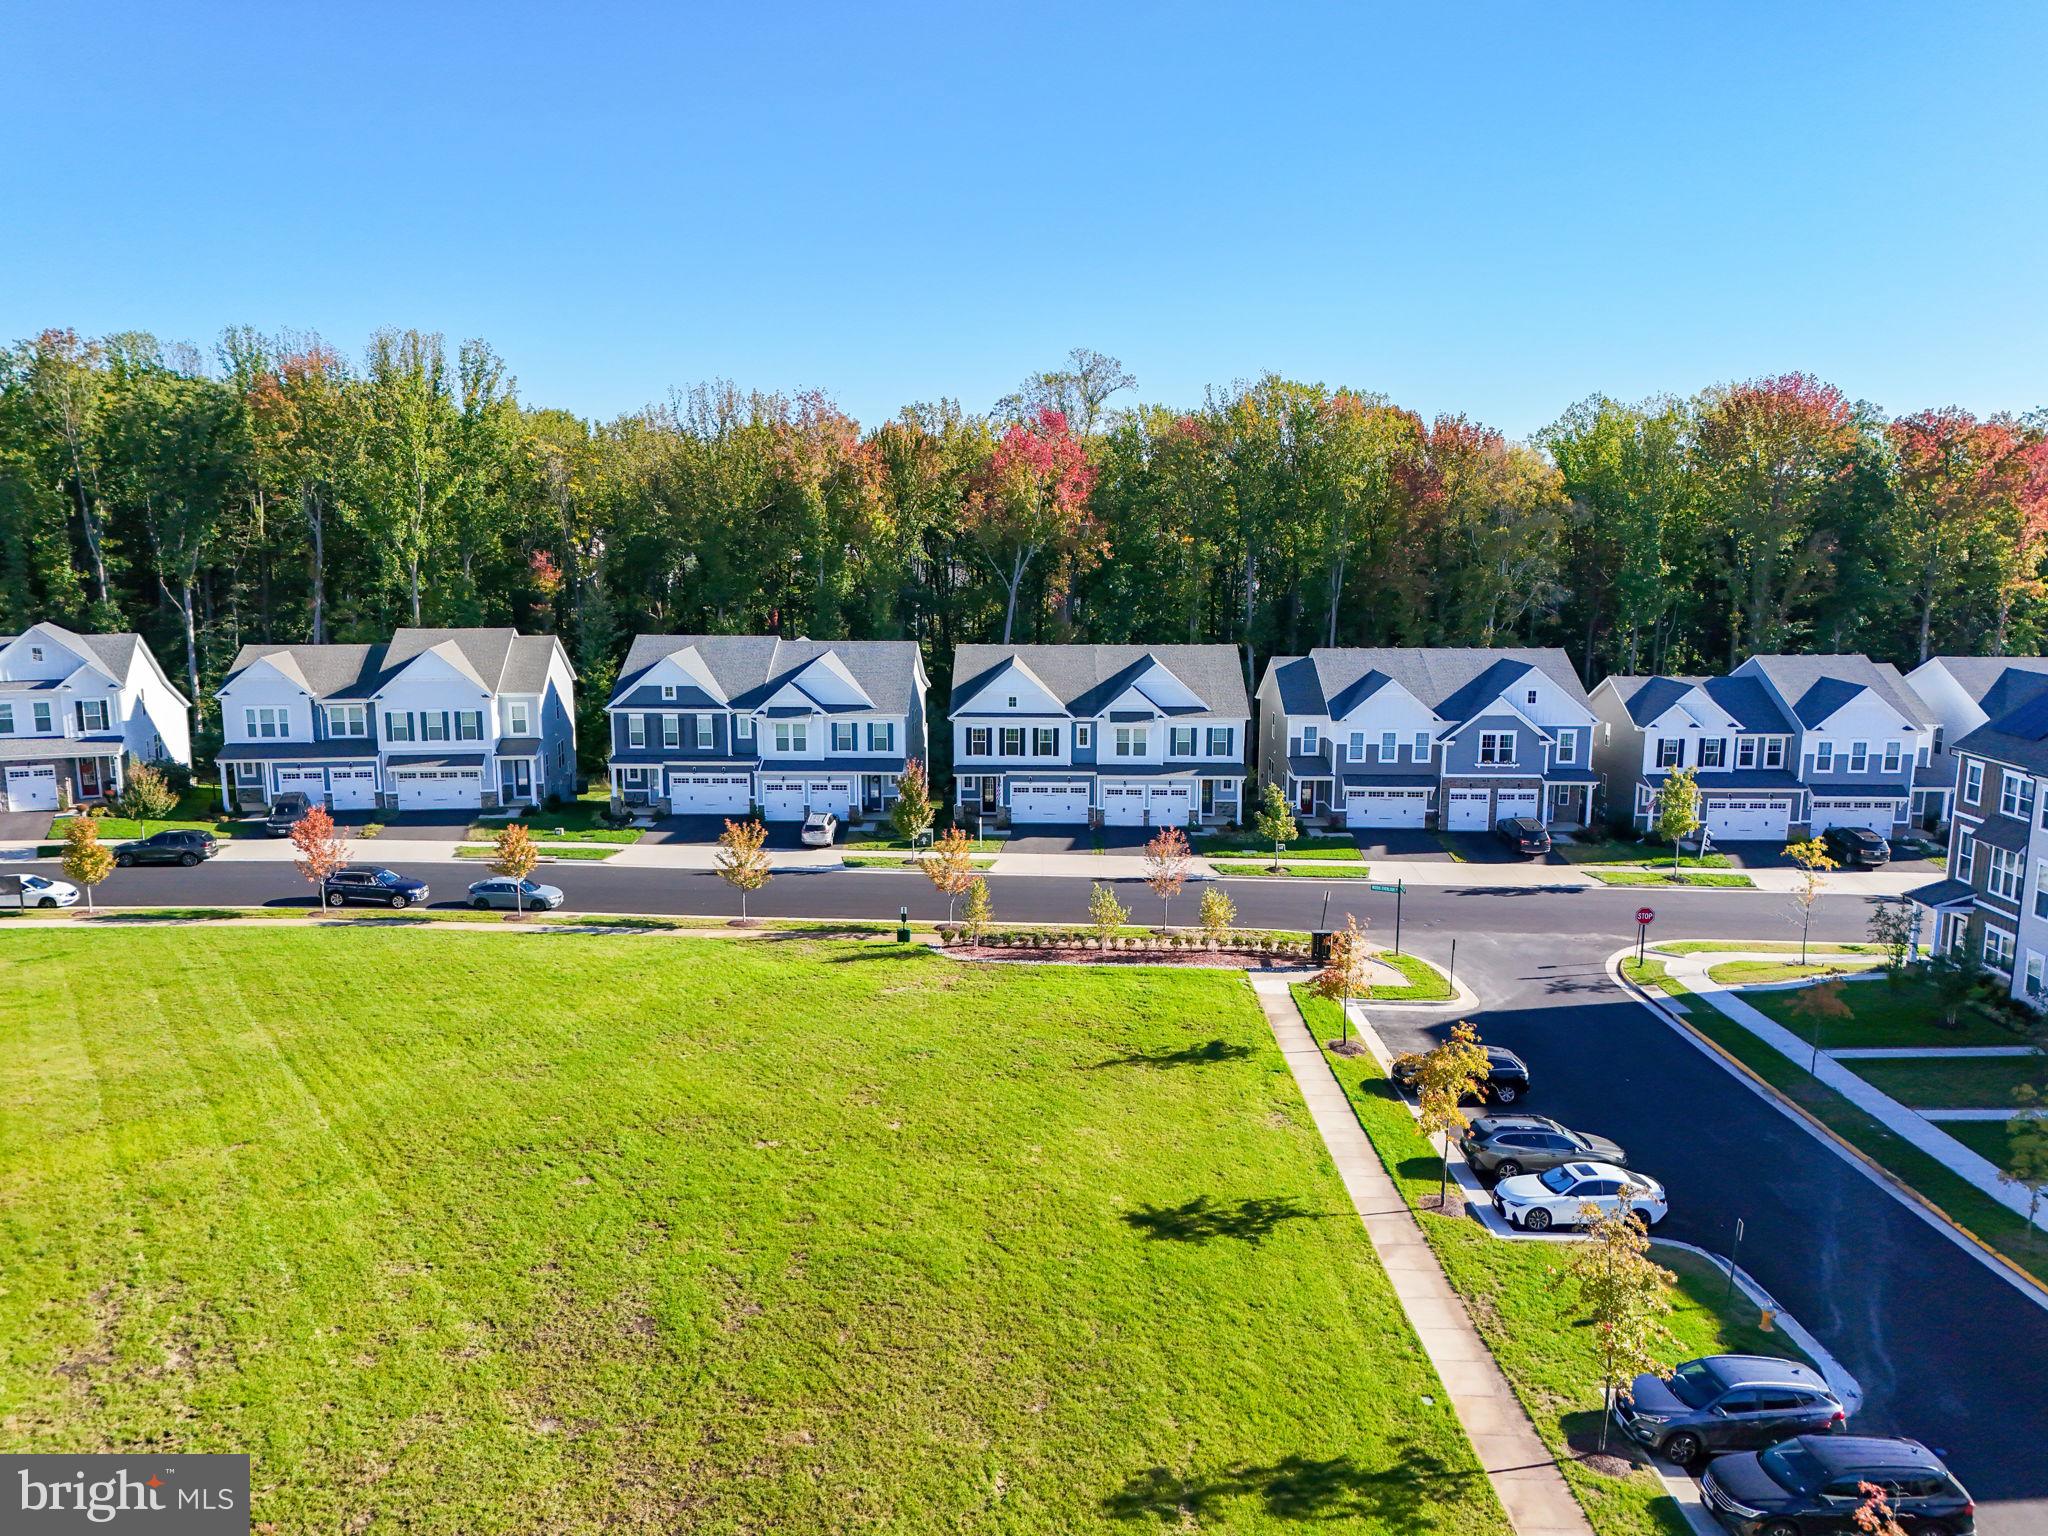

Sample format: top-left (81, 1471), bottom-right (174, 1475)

top-left (1819, 825), bottom-right (1890, 869)
top-left (322, 866), bottom-right (430, 909)
top-left (1460, 1113), bottom-right (1624, 1179)
top-left (112, 829), bottom-right (220, 867)
top-left (1616, 1354), bottom-right (1843, 1469)
top-left (1495, 816), bottom-right (1552, 857)
top-left (264, 791), bottom-right (314, 837)
top-left (1393, 1044), bottom-right (1531, 1105)
top-left (1702, 1435), bottom-right (1972, 1535)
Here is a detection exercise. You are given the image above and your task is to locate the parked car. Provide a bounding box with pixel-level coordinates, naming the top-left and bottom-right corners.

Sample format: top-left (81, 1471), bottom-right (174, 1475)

top-left (1393, 1044), bottom-right (1531, 1105)
top-left (1820, 825), bottom-right (1891, 869)
top-left (264, 791), bottom-right (314, 837)
top-left (467, 877), bottom-right (564, 911)
top-left (799, 811), bottom-right (839, 847)
top-left (113, 829), bottom-right (220, 867)
top-left (1490, 1160), bottom-right (1667, 1232)
top-left (322, 866), bottom-right (430, 909)
top-left (1614, 1354), bottom-right (1845, 1469)
top-left (1459, 1114), bottom-right (1625, 1180)
top-left (1701, 1435), bottom-right (1973, 1535)
top-left (1495, 816), bottom-right (1552, 857)
top-left (0, 872), bottom-right (80, 909)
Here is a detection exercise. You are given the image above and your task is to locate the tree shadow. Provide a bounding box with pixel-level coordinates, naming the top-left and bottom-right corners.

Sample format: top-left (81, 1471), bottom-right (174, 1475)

top-left (1104, 1446), bottom-right (1484, 1526)
top-left (1090, 1039), bottom-right (1253, 1070)
top-left (1120, 1195), bottom-right (1319, 1245)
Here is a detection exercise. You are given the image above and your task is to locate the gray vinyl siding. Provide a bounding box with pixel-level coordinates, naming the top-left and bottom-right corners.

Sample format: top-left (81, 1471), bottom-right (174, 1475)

top-left (610, 708), bottom-right (735, 759)
top-left (1799, 744), bottom-right (1914, 792)
top-left (1442, 713), bottom-right (1541, 776)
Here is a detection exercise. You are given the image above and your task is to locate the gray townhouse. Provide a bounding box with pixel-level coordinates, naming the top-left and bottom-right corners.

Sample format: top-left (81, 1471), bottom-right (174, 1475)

top-left (948, 644), bottom-right (1248, 828)
top-left (0, 622), bottom-right (192, 812)
top-left (215, 628), bottom-right (577, 814)
top-left (604, 636), bottom-right (928, 822)
top-left (1254, 648), bottom-right (1599, 830)
top-left (1904, 655), bottom-right (2048, 832)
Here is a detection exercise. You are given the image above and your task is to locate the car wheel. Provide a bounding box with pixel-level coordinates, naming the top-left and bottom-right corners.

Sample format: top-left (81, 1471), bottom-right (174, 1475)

top-left (326, 891), bottom-right (345, 907)
top-left (179, 852), bottom-right (199, 866)
top-left (1492, 1082), bottom-right (1521, 1104)
top-left (1494, 1160), bottom-right (1523, 1179)
top-left (1759, 1522), bottom-right (1800, 1536)
top-left (389, 894), bottom-right (409, 909)
top-left (38, 897), bottom-right (56, 909)
top-left (1661, 1432), bottom-right (1702, 1469)
top-left (1521, 1208), bottom-right (1552, 1232)
top-left (472, 897), bottom-right (490, 910)
top-left (116, 853), bottom-right (133, 867)
top-left (1627, 1210), bottom-right (1652, 1233)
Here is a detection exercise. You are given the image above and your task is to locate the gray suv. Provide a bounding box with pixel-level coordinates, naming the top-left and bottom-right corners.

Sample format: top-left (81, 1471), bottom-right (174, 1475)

top-left (1459, 1114), bottom-right (1624, 1180)
top-left (1616, 1354), bottom-right (1844, 1469)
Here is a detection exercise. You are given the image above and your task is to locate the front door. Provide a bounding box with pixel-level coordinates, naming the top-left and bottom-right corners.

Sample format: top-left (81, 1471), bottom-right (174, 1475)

top-left (76, 757), bottom-right (105, 800)
top-left (501, 760), bottom-right (534, 803)
top-left (1297, 781), bottom-right (1316, 816)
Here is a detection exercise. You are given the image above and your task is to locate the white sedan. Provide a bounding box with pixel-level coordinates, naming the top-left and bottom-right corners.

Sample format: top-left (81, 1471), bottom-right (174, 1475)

top-left (0, 873), bottom-right (81, 909)
top-left (1490, 1161), bottom-right (1667, 1232)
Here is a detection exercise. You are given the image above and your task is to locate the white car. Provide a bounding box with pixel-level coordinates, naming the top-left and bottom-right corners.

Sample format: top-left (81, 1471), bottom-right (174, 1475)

top-left (1490, 1160), bottom-right (1667, 1232)
top-left (799, 811), bottom-right (839, 847)
top-left (0, 873), bottom-right (81, 909)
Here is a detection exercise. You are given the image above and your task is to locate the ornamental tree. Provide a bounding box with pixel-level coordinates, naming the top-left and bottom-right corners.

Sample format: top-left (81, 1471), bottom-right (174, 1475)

top-left (1655, 766), bottom-right (1701, 878)
top-left (61, 814), bottom-right (114, 911)
top-left (1199, 885), bottom-right (1236, 939)
top-left (1867, 899), bottom-right (1914, 981)
top-left (491, 823), bottom-right (541, 916)
top-left (1554, 1196), bottom-right (1676, 1453)
top-left (1313, 913), bottom-right (1373, 1046)
top-left (1088, 881), bottom-right (1129, 947)
top-left (923, 827), bottom-right (978, 921)
top-left (891, 758), bottom-right (935, 846)
top-left (1787, 972), bottom-right (1853, 1069)
top-left (1253, 780), bottom-right (1298, 871)
top-left (1783, 836), bottom-right (1837, 964)
top-left (2001, 1086), bottom-right (2048, 1252)
top-left (118, 758), bottom-right (179, 822)
top-left (1408, 1021), bottom-right (1491, 1211)
top-left (1141, 826), bottom-right (1191, 928)
top-left (715, 817), bottom-right (772, 921)
top-left (291, 802), bottom-right (352, 903)
top-left (962, 406), bottom-right (1096, 641)
top-left (962, 876), bottom-right (994, 944)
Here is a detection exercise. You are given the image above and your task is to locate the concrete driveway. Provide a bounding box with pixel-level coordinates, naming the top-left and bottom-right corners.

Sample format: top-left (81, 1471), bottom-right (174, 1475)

top-left (0, 808), bottom-right (53, 841)
top-left (362, 811), bottom-right (473, 842)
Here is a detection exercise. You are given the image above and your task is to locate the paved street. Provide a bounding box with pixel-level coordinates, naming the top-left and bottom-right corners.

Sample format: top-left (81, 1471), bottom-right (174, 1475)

top-left (16, 862), bottom-right (2046, 1531)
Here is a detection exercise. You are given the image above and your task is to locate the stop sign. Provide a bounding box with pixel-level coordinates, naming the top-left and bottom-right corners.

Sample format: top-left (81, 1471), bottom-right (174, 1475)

top-left (1635, 907), bottom-right (1655, 926)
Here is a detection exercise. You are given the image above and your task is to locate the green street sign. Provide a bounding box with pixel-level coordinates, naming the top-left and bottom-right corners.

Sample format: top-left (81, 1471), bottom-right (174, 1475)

top-left (1369, 883), bottom-right (1403, 893)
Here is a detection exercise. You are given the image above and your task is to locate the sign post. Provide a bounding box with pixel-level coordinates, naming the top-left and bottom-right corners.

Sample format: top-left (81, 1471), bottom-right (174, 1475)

top-left (1368, 878), bottom-right (1407, 952)
top-left (1635, 905), bottom-right (1655, 965)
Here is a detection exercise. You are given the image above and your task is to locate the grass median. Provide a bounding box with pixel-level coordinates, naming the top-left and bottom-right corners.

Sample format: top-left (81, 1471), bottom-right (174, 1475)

top-left (1588, 869), bottom-right (1754, 888)
top-left (1212, 861), bottom-right (1371, 879)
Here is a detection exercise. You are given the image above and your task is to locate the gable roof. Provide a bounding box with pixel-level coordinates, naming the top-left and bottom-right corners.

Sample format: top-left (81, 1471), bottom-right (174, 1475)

top-left (0, 624), bottom-right (193, 705)
top-left (1956, 684), bottom-right (2048, 776)
top-left (222, 628), bottom-right (563, 701)
top-left (950, 644), bottom-right (1248, 719)
top-left (1739, 654), bottom-right (1934, 730)
top-left (1263, 647), bottom-right (1591, 723)
top-left (1920, 656), bottom-right (2048, 718)
top-left (609, 636), bottom-right (922, 715)
top-left (1601, 674), bottom-right (1794, 732)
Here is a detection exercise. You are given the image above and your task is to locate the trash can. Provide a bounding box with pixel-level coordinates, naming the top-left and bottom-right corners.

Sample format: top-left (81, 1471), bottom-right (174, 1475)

top-left (1310, 930), bottom-right (1333, 966)
top-left (897, 905), bottom-right (911, 944)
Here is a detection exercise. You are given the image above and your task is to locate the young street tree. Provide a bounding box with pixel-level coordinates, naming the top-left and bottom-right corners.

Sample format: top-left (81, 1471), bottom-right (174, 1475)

top-left (1783, 836), bottom-right (1838, 964)
top-left (1403, 1021), bottom-right (1491, 1211)
top-left (61, 814), bottom-right (114, 912)
top-left (291, 802), bottom-right (352, 904)
top-left (1199, 885), bottom-right (1236, 940)
top-left (1867, 899), bottom-right (1914, 980)
top-left (117, 759), bottom-right (178, 821)
top-left (923, 827), bottom-right (978, 921)
top-left (1313, 913), bottom-right (1373, 1046)
top-left (890, 758), bottom-right (935, 846)
top-left (962, 876), bottom-right (994, 944)
top-left (490, 822), bottom-right (541, 917)
top-left (2001, 1086), bottom-right (2048, 1251)
top-left (714, 817), bottom-right (772, 922)
top-left (1655, 765), bottom-right (1701, 880)
top-left (1787, 971), bottom-right (1853, 1069)
top-left (1253, 780), bottom-right (1298, 872)
top-left (1925, 953), bottom-right (1987, 1032)
top-left (1141, 825), bottom-right (1192, 928)
top-left (1555, 1197), bottom-right (1676, 1454)
top-left (1088, 881), bottom-right (1129, 947)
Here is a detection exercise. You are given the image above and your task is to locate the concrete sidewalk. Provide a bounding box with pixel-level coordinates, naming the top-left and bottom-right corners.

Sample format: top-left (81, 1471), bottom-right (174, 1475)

top-left (1248, 974), bottom-right (1594, 1536)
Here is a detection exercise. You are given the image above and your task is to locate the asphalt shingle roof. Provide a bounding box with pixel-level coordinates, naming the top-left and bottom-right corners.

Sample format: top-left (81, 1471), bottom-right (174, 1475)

top-left (1603, 674), bottom-right (1795, 732)
top-left (610, 636), bottom-right (923, 716)
top-left (1956, 683), bottom-right (2048, 776)
top-left (951, 644), bottom-right (1249, 719)
top-left (223, 629), bottom-right (563, 700)
top-left (1261, 647), bottom-right (1592, 723)
top-left (1922, 655), bottom-right (2048, 709)
top-left (1740, 654), bottom-right (1934, 730)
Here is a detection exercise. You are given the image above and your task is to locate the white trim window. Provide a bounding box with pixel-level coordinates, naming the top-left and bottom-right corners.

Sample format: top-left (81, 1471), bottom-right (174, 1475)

top-left (1000, 726), bottom-right (1024, 756)
top-left (1963, 759), bottom-right (1984, 805)
top-left (1413, 730), bottom-right (1431, 759)
top-left (1737, 737), bottom-right (1758, 769)
top-left (1478, 731), bottom-right (1516, 766)
top-left (1031, 726), bottom-right (1056, 757)
top-left (1989, 845), bottom-right (2024, 903)
top-left (385, 711), bottom-right (414, 743)
top-left (421, 713), bottom-right (450, 742)
top-left (506, 700), bottom-right (533, 735)
top-left (662, 714), bottom-right (681, 750)
top-left (1556, 732), bottom-right (1577, 765)
top-left (1380, 730), bottom-right (1398, 760)
top-left (1114, 726), bottom-right (1145, 758)
top-left (967, 726), bottom-right (991, 757)
top-left (77, 699), bottom-right (110, 732)
top-left (1955, 826), bottom-right (1976, 883)
top-left (1348, 731), bottom-right (1365, 761)
top-left (1763, 738), bottom-right (1786, 768)
top-left (455, 710), bottom-right (484, 741)
top-left (627, 715), bottom-right (647, 750)
top-left (246, 706), bottom-right (289, 740)
top-left (1814, 741), bottom-right (1835, 772)
top-left (2035, 860), bottom-right (2048, 920)
top-left (736, 715), bottom-right (754, 744)
top-left (871, 722), bottom-right (897, 753)
top-left (1208, 726), bottom-right (1232, 757)
top-left (1848, 742), bottom-right (1869, 773)
top-left (696, 714), bottom-right (714, 750)
top-left (2000, 773), bottom-right (2036, 820)
top-left (775, 722), bottom-right (808, 754)
top-left (1883, 742), bottom-right (1902, 774)
top-left (1301, 726), bottom-right (1319, 753)
top-left (1697, 738), bottom-right (1724, 769)
top-left (0, 702), bottom-right (11, 733)
top-left (1074, 723), bottom-right (1093, 750)
top-left (1983, 925), bottom-right (2016, 974)
top-left (2027, 950), bottom-right (2046, 1000)
top-left (661, 684), bottom-right (677, 701)
top-left (326, 704), bottom-right (367, 738)
top-left (1655, 738), bottom-right (1683, 769)
top-left (1170, 726), bottom-right (1197, 756)
top-left (832, 722), bottom-right (859, 753)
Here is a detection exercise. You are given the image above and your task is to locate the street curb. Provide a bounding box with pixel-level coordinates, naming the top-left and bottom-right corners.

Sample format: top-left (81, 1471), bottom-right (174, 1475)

top-left (1608, 949), bottom-right (2048, 1312)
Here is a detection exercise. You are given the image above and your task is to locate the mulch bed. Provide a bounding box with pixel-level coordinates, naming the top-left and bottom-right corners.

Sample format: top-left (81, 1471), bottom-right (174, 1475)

top-left (944, 944), bottom-right (1307, 969)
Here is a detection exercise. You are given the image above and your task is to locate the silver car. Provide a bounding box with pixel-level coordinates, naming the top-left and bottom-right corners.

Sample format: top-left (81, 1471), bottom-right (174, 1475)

top-left (799, 811), bottom-right (838, 847)
top-left (466, 877), bottom-right (563, 911)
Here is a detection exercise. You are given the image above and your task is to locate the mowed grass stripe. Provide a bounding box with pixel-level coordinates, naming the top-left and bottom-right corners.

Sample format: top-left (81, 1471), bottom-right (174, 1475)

top-left (1, 930), bottom-right (1503, 1534)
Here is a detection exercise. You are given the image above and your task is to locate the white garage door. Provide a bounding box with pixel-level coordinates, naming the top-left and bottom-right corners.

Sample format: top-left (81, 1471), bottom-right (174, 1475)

top-left (276, 767), bottom-right (327, 802)
top-left (669, 772), bottom-right (750, 815)
top-left (4, 765), bottom-right (58, 812)
top-left (1494, 789), bottom-right (1542, 825)
top-left (760, 777), bottom-right (808, 820)
top-left (1345, 787), bottom-right (1430, 828)
top-left (1011, 781), bottom-right (1090, 823)
top-left (329, 767), bottom-right (378, 810)
top-left (1100, 781), bottom-right (1192, 827)
top-left (1704, 797), bottom-right (1790, 841)
top-left (805, 778), bottom-right (854, 819)
top-left (1145, 782), bottom-right (1192, 827)
top-left (392, 768), bottom-right (483, 810)
top-left (1444, 789), bottom-right (1490, 831)
top-left (1810, 797), bottom-right (1900, 835)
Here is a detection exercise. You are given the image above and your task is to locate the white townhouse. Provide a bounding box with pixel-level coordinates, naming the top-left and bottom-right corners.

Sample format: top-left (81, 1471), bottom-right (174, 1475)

top-left (948, 644), bottom-right (1248, 828)
top-left (0, 622), bottom-right (191, 811)
top-left (1256, 648), bottom-right (1599, 830)
top-left (215, 628), bottom-right (576, 814)
top-left (1590, 673), bottom-right (1805, 840)
top-left (1903, 655), bottom-right (2048, 832)
top-left (604, 636), bottom-right (928, 822)
top-left (1725, 655), bottom-right (1937, 837)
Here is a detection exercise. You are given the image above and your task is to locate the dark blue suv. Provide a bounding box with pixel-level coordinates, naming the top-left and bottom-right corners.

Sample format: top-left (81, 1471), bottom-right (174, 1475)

top-left (322, 866), bottom-right (431, 909)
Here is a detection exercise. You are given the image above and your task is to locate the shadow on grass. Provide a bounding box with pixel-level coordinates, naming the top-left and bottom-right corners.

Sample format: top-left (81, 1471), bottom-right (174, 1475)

top-left (1121, 1195), bottom-right (1319, 1245)
top-left (1090, 1039), bottom-right (1253, 1071)
top-left (1104, 1447), bottom-right (1485, 1525)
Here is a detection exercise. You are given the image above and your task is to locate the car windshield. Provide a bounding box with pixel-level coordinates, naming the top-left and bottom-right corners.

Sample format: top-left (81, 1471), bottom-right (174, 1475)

top-left (1664, 1360), bottom-right (1718, 1409)
top-left (1758, 1442), bottom-right (1827, 1496)
top-left (1537, 1167), bottom-right (1577, 1194)
top-left (23, 875), bottom-right (48, 889)
top-left (374, 870), bottom-right (399, 884)
top-left (521, 881), bottom-right (542, 894)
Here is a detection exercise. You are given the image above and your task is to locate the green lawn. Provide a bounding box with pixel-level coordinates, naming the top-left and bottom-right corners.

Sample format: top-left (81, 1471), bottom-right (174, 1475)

top-left (1934, 1118), bottom-right (2034, 1175)
top-left (1555, 839), bottom-right (1732, 870)
top-left (53, 784), bottom-right (243, 841)
top-left (1366, 951), bottom-right (1456, 1002)
top-left (1621, 957), bottom-right (1690, 1001)
top-left (1194, 833), bottom-right (1362, 859)
top-left (469, 791), bottom-right (643, 845)
top-left (1705, 959), bottom-right (1885, 986)
top-left (1654, 941), bottom-right (1877, 956)
top-left (1587, 869), bottom-right (1753, 888)
top-left (841, 854), bottom-right (997, 871)
top-left (1851, 1054), bottom-right (2046, 1109)
top-left (1296, 989), bottom-right (1787, 1536)
top-left (1742, 972), bottom-right (2026, 1050)
top-left (454, 843), bottom-right (620, 861)
top-left (844, 835), bottom-right (1000, 853)
top-left (1212, 861), bottom-right (1371, 879)
top-left (1, 930), bottom-right (1504, 1535)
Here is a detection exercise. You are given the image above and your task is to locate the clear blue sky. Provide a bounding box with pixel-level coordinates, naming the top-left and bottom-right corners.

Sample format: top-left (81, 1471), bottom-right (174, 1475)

top-left (5, 2), bottom-right (2044, 436)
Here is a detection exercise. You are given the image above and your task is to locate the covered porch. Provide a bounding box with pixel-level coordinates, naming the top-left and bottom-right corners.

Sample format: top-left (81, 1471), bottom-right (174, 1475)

top-left (0, 736), bottom-right (126, 812)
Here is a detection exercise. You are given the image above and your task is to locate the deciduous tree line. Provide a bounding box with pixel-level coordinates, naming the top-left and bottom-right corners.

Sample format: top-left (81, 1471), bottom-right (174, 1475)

top-left (4, 330), bottom-right (2044, 760)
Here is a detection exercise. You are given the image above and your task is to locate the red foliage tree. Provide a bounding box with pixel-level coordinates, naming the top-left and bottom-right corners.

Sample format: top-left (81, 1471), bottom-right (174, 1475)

top-left (963, 407), bottom-right (1097, 640)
